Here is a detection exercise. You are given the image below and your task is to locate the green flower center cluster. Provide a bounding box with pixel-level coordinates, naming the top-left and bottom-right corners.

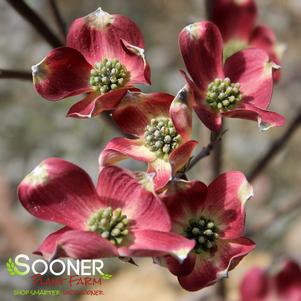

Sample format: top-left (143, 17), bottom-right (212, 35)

top-left (89, 58), bottom-right (129, 94)
top-left (87, 207), bottom-right (129, 245)
top-left (206, 77), bottom-right (242, 112)
top-left (184, 216), bottom-right (219, 254)
top-left (144, 117), bottom-right (181, 158)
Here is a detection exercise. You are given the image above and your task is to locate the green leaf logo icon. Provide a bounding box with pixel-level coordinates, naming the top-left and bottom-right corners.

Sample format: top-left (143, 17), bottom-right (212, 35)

top-left (100, 272), bottom-right (113, 280)
top-left (6, 257), bottom-right (26, 276)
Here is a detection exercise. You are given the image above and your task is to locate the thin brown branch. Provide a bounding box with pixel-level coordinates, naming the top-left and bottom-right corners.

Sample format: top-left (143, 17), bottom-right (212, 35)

top-left (49, 0), bottom-right (67, 38)
top-left (247, 195), bottom-right (301, 237)
top-left (210, 124), bottom-right (224, 178)
top-left (185, 129), bottom-right (227, 172)
top-left (0, 69), bottom-right (32, 81)
top-left (6, 0), bottom-right (63, 48)
top-left (212, 124), bottom-right (226, 300)
top-left (216, 281), bottom-right (226, 301)
top-left (187, 143), bottom-right (214, 170)
top-left (248, 109), bottom-right (301, 182)
top-left (205, 0), bottom-right (214, 19)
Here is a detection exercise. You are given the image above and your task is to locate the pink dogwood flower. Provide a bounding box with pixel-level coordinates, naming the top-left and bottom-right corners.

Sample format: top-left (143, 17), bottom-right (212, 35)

top-left (209, 0), bottom-right (285, 82)
top-left (17, 158), bottom-right (194, 261)
top-left (32, 8), bottom-right (150, 118)
top-left (179, 21), bottom-right (285, 132)
top-left (240, 259), bottom-right (301, 301)
top-left (99, 88), bottom-right (198, 191)
top-left (158, 172), bottom-right (256, 291)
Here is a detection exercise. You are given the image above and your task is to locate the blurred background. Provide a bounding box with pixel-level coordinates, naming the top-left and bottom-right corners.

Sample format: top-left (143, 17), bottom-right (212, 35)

top-left (0, 0), bottom-right (301, 300)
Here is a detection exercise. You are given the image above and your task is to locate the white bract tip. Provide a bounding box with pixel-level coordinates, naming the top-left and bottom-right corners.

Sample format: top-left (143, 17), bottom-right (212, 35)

top-left (258, 117), bottom-right (273, 132)
top-left (174, 248), bottom-right (191, 264)
top-left (24, 163), bottom-right (48, 186)
top-left (31, 64), bottom-right (38, 74)
top-left (271, 62), bottom-right (281, 70)
top-left (238, 179), bottom-right (254, 206)
top-left (94, 7), bottom-right (108, 17)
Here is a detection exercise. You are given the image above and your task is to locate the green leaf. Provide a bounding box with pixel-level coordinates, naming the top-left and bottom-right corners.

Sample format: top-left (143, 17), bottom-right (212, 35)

top-left (100, 272), bottom-right (113, 280)
top-left (6, 258), bottom-right (16, 276)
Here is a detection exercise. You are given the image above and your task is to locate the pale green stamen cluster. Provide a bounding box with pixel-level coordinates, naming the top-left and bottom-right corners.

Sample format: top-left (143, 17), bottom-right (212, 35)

top-left (89, 58), bottom-right (129, 94)
top-left (184, 216), bottom-right (219, 254)
top-left (206, 77), bottom-right (242, 112)
top-left (87, 207), bottom-right (129, 245)
top-left (144, 117), bottom-right (181, 158)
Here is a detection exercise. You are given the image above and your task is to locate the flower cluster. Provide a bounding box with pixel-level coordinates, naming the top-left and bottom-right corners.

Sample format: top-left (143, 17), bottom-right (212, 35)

top-left (19, 0), bottom-right (286, 292)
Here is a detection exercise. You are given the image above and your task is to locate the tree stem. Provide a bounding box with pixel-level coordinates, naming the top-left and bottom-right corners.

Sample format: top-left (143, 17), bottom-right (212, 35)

top-left (205, 0), bottom-right (214, 19)
top-left (49, 0), bottom-right (67, 38)
top-left (247, 195), bottom-right (301, 236)
top-left (0, 69), bottom-right (32, 80)
top-left (6, 0), bottom-right (63, 48)
top-left (211, 126), bottom-right (224, 178)
top-left (248, 109), bottom-right (301, 182)
top-left (186, 129), bottom-right (227, 172)
top-left (211, 123), bottom-right (226, 299)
